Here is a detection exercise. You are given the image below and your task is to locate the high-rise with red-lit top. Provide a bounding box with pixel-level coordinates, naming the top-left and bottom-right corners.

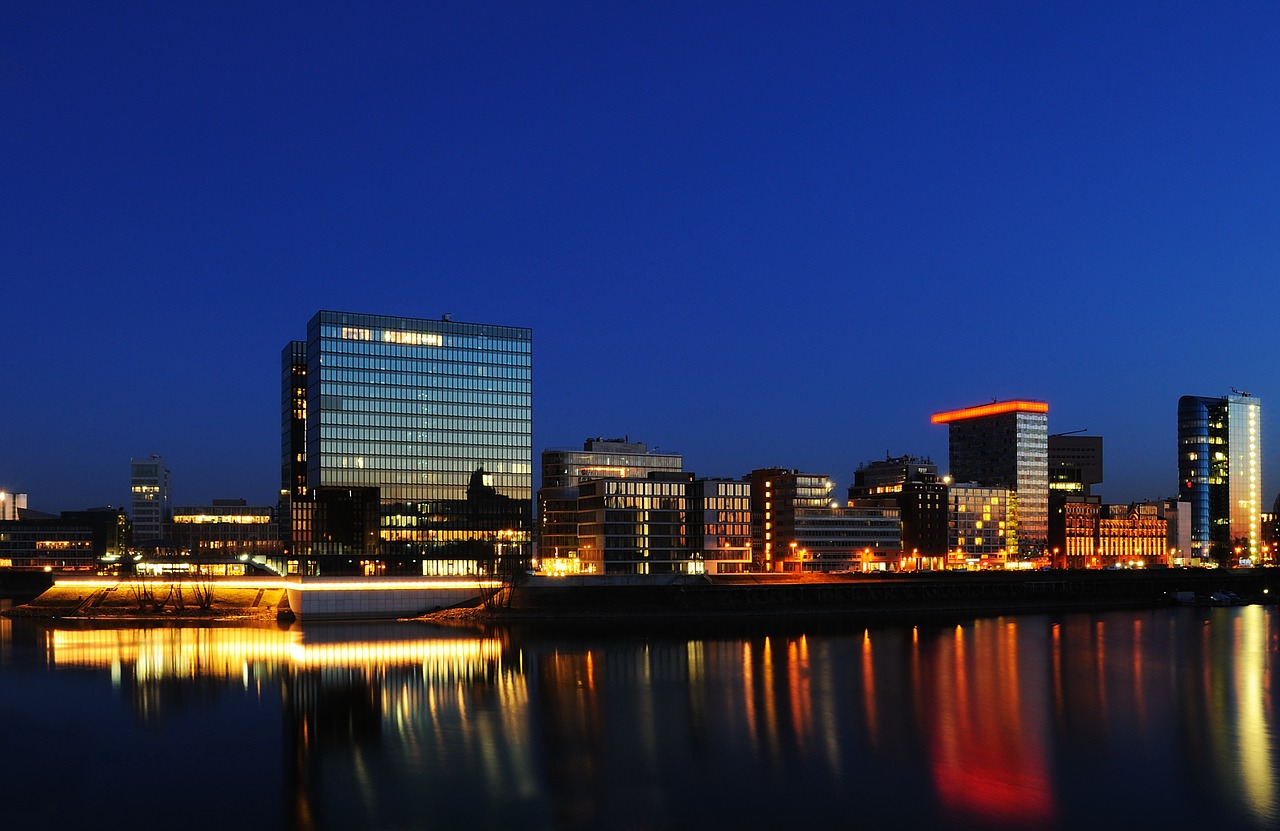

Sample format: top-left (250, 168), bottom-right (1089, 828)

top-left (932, 400), bottom-right (1049, 556)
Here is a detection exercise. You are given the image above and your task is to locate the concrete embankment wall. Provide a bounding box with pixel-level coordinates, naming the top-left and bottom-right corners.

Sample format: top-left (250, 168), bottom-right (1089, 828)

top-left (285, 580), bottom-right (486, 621)
top-left (507, 569), bottom-right (1279, 619)
top-left (0, 570), bottom-right (55, 601)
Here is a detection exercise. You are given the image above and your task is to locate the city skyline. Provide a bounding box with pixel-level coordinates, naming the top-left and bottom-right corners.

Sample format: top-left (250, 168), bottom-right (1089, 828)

top-left (6, 3), bottom-right (1280, 511)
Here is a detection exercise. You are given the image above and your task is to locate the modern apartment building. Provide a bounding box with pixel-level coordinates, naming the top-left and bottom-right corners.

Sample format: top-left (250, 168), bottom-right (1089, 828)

top-left (573, 472), bottom-right (688, 575)
top-left (1177, 392), bottom-right (1262, 562)
top-left (749, 468), bottom-right (835, 571)
top-left (130, 454), bottom-right (171, 543)
top-left (948, 483), bottom-right (1014, 567)
top-left (565, 471), bottom-right (750, 575)
top-left (932, 400), bottom-right (1048, 554)
top-left (537, 437), bottom-right (683, 566)
top-left (689, 477), bottom-right (752, 574)
top-left (284, 310), bottom-right (533, 576)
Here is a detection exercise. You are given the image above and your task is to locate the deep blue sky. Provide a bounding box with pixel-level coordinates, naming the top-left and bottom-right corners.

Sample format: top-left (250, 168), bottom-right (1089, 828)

top-left (5, 2), bottom-right (1280, 512)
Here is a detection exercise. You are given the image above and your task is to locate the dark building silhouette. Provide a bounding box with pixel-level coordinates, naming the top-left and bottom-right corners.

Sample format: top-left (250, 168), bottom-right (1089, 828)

top-left (1048, 434), bottom-right (1103, 497)
top-left (849, 455), bottom-right (948, 560)
top-left (0, 506), bottom-right (129, 570)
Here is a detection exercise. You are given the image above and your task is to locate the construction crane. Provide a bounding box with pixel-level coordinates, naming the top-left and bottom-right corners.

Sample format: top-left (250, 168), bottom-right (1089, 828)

top-left (1050, 429), bottom-right (1089, 437)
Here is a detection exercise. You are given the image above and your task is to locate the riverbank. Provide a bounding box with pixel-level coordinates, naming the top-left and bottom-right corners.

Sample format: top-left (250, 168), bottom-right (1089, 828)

top-left (415, 567), bottom-right (1280, 629)
top-left (500, 567), bottom-right (1276, 616)
top-left (6, 567), bottom-right (1275, 624)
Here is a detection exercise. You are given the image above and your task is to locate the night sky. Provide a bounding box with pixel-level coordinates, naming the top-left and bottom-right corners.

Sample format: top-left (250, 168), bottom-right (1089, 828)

top-left (5, 2), bottom-right (1280, 513)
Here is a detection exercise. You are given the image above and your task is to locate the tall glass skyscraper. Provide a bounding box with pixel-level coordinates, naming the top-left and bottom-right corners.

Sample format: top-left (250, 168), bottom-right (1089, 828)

top-left (284, 311), bottom-right (532, 576)
top-left (931, 400), bottom-right (1049, 556)
top-left (1178, 392), bottom-right (1261, 562)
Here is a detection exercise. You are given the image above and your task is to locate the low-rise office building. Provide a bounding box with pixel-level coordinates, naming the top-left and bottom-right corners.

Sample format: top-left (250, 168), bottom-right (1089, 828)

top-left (791, 502), bottom-right (902, 572)
top-left (172, 499), bottom-right (284, 566)
top-left (0, 507), bottom-right (129, 571)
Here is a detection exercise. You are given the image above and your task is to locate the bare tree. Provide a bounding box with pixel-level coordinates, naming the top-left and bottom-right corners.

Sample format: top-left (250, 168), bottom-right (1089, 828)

top-left (189, 570), bottom-right (216, 610)
top-left (127, 575), bottom-right (171, 612)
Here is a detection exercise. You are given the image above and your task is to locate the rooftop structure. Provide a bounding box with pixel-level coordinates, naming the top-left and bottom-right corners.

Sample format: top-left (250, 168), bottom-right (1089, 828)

top-left (540, 438), bottom-right (682, 489)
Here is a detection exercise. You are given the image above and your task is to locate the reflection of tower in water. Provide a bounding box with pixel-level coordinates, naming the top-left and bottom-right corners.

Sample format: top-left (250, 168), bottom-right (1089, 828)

top-left (924, 619), bottom-right (1055, 829)
top-left (39, 625), bottom-right (530, 831)
top-left (277, 628), bottom-right (529, 831)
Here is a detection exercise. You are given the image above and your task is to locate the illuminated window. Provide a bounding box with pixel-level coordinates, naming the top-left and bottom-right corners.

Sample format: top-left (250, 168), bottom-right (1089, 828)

top-left (382, 330), bottom-right (443, 347)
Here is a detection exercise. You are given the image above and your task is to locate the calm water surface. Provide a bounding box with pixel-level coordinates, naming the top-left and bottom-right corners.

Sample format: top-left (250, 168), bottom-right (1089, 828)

top-left (1, 605), bottom-right (1277, 830)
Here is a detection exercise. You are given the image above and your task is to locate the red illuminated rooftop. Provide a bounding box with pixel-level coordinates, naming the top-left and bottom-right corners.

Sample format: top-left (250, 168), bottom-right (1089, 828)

top-left (931, 400), bottom-right (1049, 424)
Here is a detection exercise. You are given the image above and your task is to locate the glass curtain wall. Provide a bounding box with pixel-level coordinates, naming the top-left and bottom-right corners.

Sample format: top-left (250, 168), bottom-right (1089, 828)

top-left (303, 311), bottom-right (532, 575)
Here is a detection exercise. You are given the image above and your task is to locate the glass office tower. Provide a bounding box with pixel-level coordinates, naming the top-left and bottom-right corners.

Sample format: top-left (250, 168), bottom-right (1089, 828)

top-left (286, 311), bottom-right (532, 576)
top-left (1178, 393), bottom-right (1261, 562)
top-left (931, 400), bottom-right (1049, 556)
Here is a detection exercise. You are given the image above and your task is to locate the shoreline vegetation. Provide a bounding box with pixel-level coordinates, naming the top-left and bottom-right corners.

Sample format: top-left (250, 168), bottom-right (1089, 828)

top-left (3, 568), bottom-right (1276, 625)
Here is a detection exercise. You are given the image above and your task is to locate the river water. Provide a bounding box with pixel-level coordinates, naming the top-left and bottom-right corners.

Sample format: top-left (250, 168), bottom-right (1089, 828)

top-left (0, 604), bottom-right (1276, 831)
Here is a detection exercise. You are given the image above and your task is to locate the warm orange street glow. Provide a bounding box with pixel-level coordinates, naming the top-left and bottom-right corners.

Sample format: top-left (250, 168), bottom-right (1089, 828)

top-left (931, 400), bottom-right (1049, 424)
top-left (54, 577), bottom-right (501, 592)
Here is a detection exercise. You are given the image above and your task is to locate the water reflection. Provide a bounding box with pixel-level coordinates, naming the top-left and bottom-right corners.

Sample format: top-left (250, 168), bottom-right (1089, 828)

top-left (1228, 606), bottom-right (1275, 822)
top-left (925, 619), bottom-right (1054, 828)
top-left (1, 608), bottom-right (1276, 830)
